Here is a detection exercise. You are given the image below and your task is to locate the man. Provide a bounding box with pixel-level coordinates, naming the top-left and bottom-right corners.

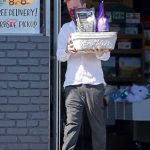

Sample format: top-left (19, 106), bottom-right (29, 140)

top-left (57, 0), bottom-right (110, 149)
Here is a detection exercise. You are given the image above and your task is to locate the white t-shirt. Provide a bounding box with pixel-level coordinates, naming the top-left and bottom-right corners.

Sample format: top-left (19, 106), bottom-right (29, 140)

top-left (57, 21), bottom-right (110, 87)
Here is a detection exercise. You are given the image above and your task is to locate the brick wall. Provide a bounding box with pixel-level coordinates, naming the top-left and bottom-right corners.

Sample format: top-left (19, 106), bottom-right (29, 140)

top-left (0, 36), bottom-right (49, 150)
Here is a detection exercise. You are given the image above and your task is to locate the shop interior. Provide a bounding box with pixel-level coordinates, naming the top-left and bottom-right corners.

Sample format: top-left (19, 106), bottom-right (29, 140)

top-left (50, 0), bottom-right (150, 150)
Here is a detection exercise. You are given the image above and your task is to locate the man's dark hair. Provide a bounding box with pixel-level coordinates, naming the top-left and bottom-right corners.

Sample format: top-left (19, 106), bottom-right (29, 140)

top-left (64, 0), bottom-right (86, 4)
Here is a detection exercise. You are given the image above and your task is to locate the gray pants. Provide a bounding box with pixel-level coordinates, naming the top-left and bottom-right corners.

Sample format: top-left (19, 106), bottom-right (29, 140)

top-left (62, 84), bottom-right (106, 150)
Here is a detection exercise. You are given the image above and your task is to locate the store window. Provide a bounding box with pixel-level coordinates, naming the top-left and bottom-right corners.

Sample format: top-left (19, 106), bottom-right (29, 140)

top-left (0, 0), bottom-right (46, 35)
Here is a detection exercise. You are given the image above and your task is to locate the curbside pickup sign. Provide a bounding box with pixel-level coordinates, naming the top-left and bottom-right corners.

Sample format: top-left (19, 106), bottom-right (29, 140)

top-left (0, 0), bottom-right (40, 34)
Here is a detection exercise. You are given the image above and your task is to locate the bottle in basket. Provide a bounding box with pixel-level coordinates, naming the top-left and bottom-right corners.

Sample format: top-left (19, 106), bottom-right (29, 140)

top-left (97, 0), bottom-right (109, 32)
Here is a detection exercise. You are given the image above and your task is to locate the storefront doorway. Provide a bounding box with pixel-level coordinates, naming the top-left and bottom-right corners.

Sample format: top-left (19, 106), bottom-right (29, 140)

top-left (49, 0), bottom-right (150, 150)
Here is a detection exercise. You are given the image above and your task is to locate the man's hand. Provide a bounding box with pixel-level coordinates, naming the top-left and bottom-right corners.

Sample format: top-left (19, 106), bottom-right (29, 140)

top-left (94, 49), bottom-right (111, 56)
top-left (67, 43), bottom-right (77, 53)
top-left (67, 36), bottom-right (77, 54)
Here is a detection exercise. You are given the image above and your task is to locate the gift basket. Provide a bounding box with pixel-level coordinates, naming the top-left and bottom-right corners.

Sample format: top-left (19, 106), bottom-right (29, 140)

top-left (70, 0), bottom-right (117, 53)
top-left (71, 32), bottom-right (117, 52)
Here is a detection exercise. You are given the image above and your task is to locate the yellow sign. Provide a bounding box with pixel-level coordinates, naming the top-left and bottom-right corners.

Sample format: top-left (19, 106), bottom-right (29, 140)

top-left (6, 0), bottom-right (34, 6)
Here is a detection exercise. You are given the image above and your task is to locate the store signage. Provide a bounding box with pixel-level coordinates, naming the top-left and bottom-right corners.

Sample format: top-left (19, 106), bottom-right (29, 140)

top-left (0, 0), bottom-right (40, 34)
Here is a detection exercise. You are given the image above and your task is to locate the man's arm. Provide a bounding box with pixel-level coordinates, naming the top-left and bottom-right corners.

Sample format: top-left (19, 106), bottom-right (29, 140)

top-left (57, 25), bottom-right (71, 62)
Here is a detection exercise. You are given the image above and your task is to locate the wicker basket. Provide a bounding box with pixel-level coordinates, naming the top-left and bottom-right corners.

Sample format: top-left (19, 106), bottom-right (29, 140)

top-left (70, 32), bottom-right (117, 52)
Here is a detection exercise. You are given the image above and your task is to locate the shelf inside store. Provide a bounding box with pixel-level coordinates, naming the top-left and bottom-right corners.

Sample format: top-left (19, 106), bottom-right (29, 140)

top-left (111, 49), bottom-right (143, 56)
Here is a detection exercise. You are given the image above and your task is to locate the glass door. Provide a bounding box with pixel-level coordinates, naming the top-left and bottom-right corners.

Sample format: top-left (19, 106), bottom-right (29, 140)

top-left (50, 0), bottom-right (92, 150)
